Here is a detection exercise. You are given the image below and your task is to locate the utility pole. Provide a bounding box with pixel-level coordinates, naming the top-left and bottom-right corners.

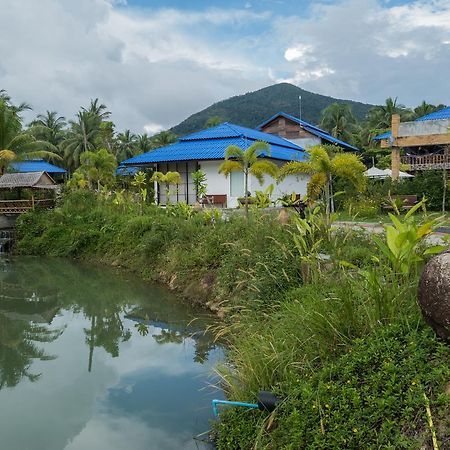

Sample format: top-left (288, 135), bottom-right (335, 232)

top-left (299, 95), bottom-right (302, 121)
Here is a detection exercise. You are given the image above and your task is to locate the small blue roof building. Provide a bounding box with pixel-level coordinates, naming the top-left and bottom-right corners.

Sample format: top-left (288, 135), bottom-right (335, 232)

top-left (121, 122), bottom-right (308, 207)
top-left (9, 159), bottom-right (67, 175)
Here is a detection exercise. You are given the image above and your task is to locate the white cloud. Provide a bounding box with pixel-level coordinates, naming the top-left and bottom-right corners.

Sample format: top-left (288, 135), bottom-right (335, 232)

top-left (143, 122), bottom-right (165, 135)
top-left (270, 0), bottom-right (450, 105)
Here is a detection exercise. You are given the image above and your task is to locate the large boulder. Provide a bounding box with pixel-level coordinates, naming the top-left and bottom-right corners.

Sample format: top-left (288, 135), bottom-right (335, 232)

top-left (418, 250), bottom-right (450, 340)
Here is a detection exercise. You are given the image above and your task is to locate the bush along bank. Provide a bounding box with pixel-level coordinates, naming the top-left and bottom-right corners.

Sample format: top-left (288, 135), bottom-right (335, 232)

top-left (16, 192), bottom-right (450, 448)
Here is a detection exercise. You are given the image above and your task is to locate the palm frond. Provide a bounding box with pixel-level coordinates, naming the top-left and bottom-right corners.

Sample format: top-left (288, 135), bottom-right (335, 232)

top-left (278, 161), bottom-right (315, 180)
top-left (250, 160), bottom-right (279, 184)
top-left (224, 145), bottom-right (245, 160)
top-left (218, 160), bottom-right (242, 177)
top-left (307, 172), bottom-right (327, 199)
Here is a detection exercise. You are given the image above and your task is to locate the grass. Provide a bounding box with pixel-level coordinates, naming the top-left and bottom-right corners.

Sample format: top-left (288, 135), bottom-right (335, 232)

top-left (16, 190), bottom-right (450, 449)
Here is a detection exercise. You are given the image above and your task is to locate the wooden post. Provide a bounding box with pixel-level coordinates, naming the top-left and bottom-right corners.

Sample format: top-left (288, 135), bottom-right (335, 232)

top-left (391, 114), bottom-right (401, 181)
top-left (31, 192), bottom-right (35, 210)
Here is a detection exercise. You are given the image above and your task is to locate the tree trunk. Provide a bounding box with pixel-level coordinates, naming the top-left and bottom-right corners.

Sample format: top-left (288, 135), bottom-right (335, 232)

top-left (244, 169), bottom-right (249, 219)
top-left (165, 184), bottom-right (170, 206)
top-left (443, 169), bottom-right (447, 212)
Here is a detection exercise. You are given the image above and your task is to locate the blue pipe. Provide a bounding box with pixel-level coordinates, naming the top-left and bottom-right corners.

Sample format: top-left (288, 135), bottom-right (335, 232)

top-left (212, 399), bottom-right (259, 417)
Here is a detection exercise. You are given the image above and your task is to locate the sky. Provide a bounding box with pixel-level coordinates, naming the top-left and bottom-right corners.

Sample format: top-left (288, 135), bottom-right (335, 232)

top-left (0, 0), bottom-right (449, 134)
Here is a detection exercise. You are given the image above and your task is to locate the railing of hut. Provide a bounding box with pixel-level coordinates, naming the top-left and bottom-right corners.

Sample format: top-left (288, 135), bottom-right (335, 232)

top-left (401, 154), bottom-right (450, 170)
top-left (0, 199), bottom-right (55, 214)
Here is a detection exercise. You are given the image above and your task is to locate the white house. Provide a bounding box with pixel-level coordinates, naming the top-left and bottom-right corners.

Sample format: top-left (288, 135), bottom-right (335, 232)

top-left (120, 122), bottom-right (309, 208)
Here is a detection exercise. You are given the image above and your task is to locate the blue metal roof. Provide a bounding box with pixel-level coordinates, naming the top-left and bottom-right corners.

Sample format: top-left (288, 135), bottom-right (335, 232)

top-left (9, 159), bottom-right (67, 174)
top-left (415, 106), bottom-right (450, 121)
top-left (122, 122), bottom-right (306, 166)
top-left (256, 112), bottom-right (359, 152)
top-left (373, 105), bottom-right (450, 140)
top-left (372, 131), bottom-right (392, 141)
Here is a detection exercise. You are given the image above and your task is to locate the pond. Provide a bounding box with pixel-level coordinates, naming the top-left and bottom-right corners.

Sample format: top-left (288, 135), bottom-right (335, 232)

top-left (0, 257), bottom-right (224, 450)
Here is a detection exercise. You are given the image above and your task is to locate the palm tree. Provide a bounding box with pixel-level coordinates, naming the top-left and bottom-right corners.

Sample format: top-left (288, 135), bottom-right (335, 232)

top-left (413, 101), bottom-right (446, 119)
top-left (82, 98), bottom-right (111, 121)
top-left (279, 145), bottom-right (366, 218)
top-left (136, 133), bottom-right (153, 153)
top-left (77, 148), bottom-right (117, 190)
top-left (218, 141), bottom-right (278, 217)
top-left (62, 111), bottom-right (100, 171)
top-left (0, 99), bottom-right (60, 173)
top-left (30, 111), bottom-right (67, 148)
top-left (115, 129), bottom-right (137, 162)
top-left (150, 171), bottom-right (181, 205)
top-left (151, 130), bottom-right (177, 148)
top-left (320, 103), bottom-right (357, 142)
top-left (367, 97), bottom-right (412, 130)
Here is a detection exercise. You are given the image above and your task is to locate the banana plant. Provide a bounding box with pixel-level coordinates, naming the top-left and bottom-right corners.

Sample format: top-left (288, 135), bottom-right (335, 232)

top-left (372, 199), bottom-right (447, 276)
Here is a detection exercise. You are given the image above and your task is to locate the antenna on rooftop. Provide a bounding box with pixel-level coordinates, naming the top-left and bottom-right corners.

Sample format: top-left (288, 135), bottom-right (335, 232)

top-left (299, 95), bottom-right (302, 121)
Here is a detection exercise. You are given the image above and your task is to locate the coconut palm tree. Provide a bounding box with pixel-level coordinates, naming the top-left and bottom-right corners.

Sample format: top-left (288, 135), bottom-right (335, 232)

top-left (115, 130), bottom-right (137, 162)
top-left (320, 103), bottom-right (357, 142)
top-left (62, 111), bottom-right (101, 171)
top-left (0, 99), bottom-right (60, 174)
top-left (136, 133), bottom-right (153, 153)
top-left (82, 98), bottom-right (111, 121)
top-left (367, 97), bottom-right (412, 130)
top-left (151, 130), bottom-right (177, 148)
top-left (413, 101), bottom-right (446, 119)
top-left (30, 111), bottom-right (67, 148)
top-left (279, 145), bottom-right (366, 219)
top-left (218, 141), bottom-right (278, 217)
top-left (150, 171), bottom-right (182, 205)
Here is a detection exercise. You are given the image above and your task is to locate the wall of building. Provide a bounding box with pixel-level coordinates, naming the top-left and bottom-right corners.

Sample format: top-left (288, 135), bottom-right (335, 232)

top-left (200, 159), bottom-right (309, 208)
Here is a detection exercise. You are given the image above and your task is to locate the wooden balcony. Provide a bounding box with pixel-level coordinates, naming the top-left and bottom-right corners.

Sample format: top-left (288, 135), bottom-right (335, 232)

top-left (0, 199), bottom-right (55, 214)
top-left (401, 154), bottom-right (450, 171)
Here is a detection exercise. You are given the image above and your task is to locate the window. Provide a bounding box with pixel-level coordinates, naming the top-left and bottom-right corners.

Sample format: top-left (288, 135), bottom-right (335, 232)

top-left (230, 171), bottom-right (244, 197)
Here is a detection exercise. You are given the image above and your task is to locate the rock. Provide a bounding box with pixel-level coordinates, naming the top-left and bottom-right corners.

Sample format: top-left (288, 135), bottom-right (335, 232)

top-left (418, 250), bottom-right (450, 340)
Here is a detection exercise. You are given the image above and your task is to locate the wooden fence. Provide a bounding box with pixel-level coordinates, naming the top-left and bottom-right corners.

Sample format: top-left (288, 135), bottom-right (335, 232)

top-left (0, 199), bottom-right (55, 214)
top-left (401, 154), bottom-right (450, 170)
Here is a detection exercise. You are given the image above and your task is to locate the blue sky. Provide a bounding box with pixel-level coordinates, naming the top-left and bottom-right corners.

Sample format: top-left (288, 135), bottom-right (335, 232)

top-left (1, 0), bottom-right (449, 133)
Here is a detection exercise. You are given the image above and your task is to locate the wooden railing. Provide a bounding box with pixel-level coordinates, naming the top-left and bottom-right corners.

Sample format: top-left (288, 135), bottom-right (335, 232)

top-left (0, 199), bottom-right (55, 214)
top-left (401, 154), bottom-right (450, 170)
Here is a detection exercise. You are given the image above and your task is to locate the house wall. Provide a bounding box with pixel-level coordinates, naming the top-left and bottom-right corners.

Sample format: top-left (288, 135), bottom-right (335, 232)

top-left (200, 159), bottom-right (308, 208)
top-left (261, 117), bottom-right (321, 148)
top-left (157, 161), bottom-right (198, 205)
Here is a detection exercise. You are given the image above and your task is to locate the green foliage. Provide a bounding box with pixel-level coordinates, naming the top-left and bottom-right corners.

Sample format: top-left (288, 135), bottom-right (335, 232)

top-left (171, 83), bottom-right (373, 136)
top-left (191, 169), bottom-right (208, 201)
top-left (76, 148), bottom-right (117, 190)
top-left (253, 323), bottom-right (450, 450)
top-left (253, 184), bottom-right (274, 209)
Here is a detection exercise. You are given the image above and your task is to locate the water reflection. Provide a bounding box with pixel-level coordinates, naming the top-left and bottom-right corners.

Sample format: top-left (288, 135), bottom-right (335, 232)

top-left (0, 257), bottom-right (222, 450)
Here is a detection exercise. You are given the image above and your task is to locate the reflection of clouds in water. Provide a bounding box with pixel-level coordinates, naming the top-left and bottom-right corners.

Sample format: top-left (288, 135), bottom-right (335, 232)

top-left (0, 310), bottom-right (220, 450)
top-left (64, 414), bottom-right (199, 450)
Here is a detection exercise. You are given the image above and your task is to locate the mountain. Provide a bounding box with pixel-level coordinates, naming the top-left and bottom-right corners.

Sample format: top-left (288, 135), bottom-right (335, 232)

top-left (170, 83), bottom-right (376, 136)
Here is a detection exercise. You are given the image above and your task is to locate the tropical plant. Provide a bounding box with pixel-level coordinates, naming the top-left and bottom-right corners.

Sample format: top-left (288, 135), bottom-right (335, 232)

top-left (372, 200), bottom-right (447, 277)
top-left (151, 130), bottom-right (177, 148)
top-left (253, 184), bottom-right (274, 209)
top-left (319, 103), bottom-right (357, 142)
top-left (62, 111), bottom-right (101, 171)
top-left (218, 141), bottom-right (278, 217)
top-left (82, 98), bottom-right (111, 121)
top-left (279, 145), bottom-right (366, 219)
top-left (367, 97), bottom-right (412, 130)
top-left (30, 111), bottom-right (67, 148)
top-left (136, 133), bottom-right (153, 153)
top-left (191, 169), bottom-right (208, 202)
top-left (76, 148), bottom-right (117, 190)
top-left (413, 101), bottom-right (446, 119)
top-left (0, 99), bottom-right (60, 173)
top-left (131, 171), bottom-right (148, 213)
top-left (115, 129), bottom-right (137, 162)
top-left (150, 171), bottom-right (181, 205)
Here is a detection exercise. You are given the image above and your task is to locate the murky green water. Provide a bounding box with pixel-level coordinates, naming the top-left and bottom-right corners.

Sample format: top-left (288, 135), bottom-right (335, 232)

top-left (0, 257), bottom-right (223, 450)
